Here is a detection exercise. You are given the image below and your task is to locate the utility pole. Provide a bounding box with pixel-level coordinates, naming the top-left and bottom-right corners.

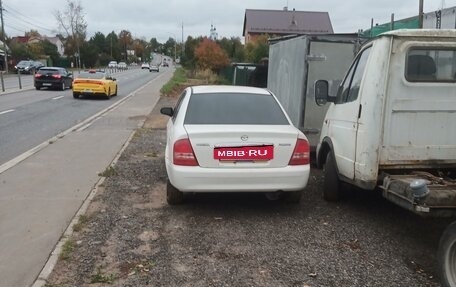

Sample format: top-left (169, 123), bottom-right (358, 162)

top-left (0, 0), bottom-right (8, 73)
top-left (419, 0), bottom-right (424, 28)
top-left (181, 22), bottom-right (184, 58)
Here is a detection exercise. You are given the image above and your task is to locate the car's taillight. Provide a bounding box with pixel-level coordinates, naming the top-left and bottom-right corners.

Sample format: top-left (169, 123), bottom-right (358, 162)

top-left (288, 138), bottom-right (310, 165)
top-left (34, 74), bottom-right (41, 78)
top-left (173, 138), bottom-right (199, 166)
top-left (52, 75), bottom-right (62, 79)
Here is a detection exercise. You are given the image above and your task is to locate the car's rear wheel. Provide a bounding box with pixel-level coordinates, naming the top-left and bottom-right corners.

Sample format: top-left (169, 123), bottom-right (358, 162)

top-left (105, 88), bottom-right (111, 99)
top-left (167, 180), bottom-right (184, 205)
top-left (35, 86), bottom-right (40, 90)
top-left (113, 86), bottom-right (118, 96)
top-left (323, 152), bottom-right (341, 201)
top-left (61, 82), bottom-right (65, 91)
top-left (73, 92), bottom-right (79, 99)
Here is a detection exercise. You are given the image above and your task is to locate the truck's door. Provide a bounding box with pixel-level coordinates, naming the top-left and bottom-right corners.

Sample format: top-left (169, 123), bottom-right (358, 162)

top-left (304, 41), bottom-right (356, 149)
top-left (326, 47), bottom-right (371, 180)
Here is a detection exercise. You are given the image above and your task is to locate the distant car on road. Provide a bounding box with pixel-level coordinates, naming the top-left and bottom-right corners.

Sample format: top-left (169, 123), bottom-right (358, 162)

top-left (149, 64), bottom-right (159, 72)
top-left (141, 63), bottom-right (150, 69)
top-left (108, 61), bottom-right (118, 69)
top-left (118, 62), bottom-right (127, 70)
top-left (72, 69), bottom-right (118, 99)
top-left (34, 67), bottom-right (73, 91)
top-left (15, 60), bottom-right (37, 74)
top-left (160, 85), bottom-right (310, 205)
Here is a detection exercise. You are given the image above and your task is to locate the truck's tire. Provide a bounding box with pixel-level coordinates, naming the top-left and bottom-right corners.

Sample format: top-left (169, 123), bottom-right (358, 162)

top-left (167, 180), bottom-right (184, 205)
top-left (323, 152), bottom-right (341, 201)
top-left (438, 221), bottom-right (456, 287)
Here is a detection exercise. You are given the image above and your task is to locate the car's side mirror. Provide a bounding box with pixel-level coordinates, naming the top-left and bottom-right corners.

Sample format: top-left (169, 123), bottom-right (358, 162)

top-left (315, 80), bottom-right (330, 106)
top-left (160, 107), bottom-right (174, 117)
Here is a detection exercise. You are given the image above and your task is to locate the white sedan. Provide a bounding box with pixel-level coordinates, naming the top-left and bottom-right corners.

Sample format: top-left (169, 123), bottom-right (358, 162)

top-left (160, 85), bottom-right (310, 204)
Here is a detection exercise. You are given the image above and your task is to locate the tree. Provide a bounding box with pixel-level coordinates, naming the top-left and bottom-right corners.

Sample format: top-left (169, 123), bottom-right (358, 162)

top-left (218, 37), bottom-right (245, 63)
top-left (80, 41), bottom-right (98, 68)
top-left (54, 0), bottom-right (87, 68)
top-left (194, 38), bottom-right (230, 72)
top-left (118, 30), bottom-right (132, 62)
top-left (9, 42), bottom-right (33, 63)
top-left (41, 40), bottom-right (60, 65)
top-left (182, 36), bottom-right (203, 70)
top-left (106, 32), bottom-right (120, 61)
top-left (163, 37), bottom-right (176, 59)
top-left (149, 38), bottom-right (161, 53)
top-left (25, 30), bottom-right (41, 38)
top-left (245, 34), bottom-right (269, 63)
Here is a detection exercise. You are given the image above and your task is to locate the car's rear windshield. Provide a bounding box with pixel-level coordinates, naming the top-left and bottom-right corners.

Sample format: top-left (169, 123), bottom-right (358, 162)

top-left (184, 92), bottom-right (289, 125)
top-left (38, 69), bottom-right (59, 74)
top-left (17, 61), bottom-right (32, 66)
top-left (76, 72), bottom-right (104, 79)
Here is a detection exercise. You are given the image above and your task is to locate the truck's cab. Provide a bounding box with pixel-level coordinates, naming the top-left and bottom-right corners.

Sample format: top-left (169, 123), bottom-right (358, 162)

top-left (315, 29), bottom-right (456, 287)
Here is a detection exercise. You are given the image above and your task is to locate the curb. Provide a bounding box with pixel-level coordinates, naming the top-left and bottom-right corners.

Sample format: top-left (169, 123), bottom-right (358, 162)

top-left (31, 72), bottom-right (169, 287)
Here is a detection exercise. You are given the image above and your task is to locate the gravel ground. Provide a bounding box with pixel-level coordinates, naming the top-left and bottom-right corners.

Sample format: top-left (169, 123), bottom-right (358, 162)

top-left (45, 94), bottom-right (451, 287)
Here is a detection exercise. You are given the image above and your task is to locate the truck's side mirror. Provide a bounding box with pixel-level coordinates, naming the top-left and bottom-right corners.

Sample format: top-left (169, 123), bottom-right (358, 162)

top-left (315, 80), bottom-right (329, 106)
top-left (160, 107), bottom-right (174, 117)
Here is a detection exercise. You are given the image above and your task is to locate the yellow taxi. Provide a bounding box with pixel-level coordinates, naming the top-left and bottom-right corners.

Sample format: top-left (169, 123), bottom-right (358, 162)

top-left (72, 69), bottom-right (118, 99)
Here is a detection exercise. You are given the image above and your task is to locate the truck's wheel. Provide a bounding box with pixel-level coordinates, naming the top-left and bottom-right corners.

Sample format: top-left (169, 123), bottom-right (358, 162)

top-left (167, 180), bottom-right (184, 205)
top-left (438, 221), bottom-right (456, 287)
top-left (323, 152), bottom-right (341, 201)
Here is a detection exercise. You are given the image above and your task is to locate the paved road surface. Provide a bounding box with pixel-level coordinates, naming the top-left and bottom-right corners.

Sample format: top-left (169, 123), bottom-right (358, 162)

top-left (0, 67), bottom-right (173, 287)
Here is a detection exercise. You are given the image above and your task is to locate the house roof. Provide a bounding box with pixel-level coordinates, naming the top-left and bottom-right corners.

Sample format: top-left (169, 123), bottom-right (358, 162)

top-left (243, 8), bottom-right (333, 36)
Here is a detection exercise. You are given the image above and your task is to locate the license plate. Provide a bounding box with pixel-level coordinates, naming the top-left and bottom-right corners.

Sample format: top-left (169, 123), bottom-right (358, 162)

top-left (84, 89), bottom-right (93, 93)
top-left (42, 83), bottom-right (52, 86)
top-left (214, 145), bottom-right (273, 160)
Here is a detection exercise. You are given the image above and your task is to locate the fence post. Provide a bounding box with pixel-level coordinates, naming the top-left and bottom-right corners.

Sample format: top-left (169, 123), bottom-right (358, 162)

top-left (0, 71), bottom-right (4, 92)
top-left (17, 70), bottom-right (22, 89)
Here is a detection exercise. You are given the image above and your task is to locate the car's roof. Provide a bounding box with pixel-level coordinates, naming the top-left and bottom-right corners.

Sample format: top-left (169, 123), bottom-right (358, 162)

top-left (191, 85), bottom-right (270, 95)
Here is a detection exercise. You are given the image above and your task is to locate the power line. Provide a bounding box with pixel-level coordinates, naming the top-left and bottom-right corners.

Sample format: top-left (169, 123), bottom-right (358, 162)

top-left (3, 5), bottom-right (57, 34)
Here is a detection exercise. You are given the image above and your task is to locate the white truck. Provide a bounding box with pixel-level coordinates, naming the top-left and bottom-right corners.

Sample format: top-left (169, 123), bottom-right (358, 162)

top-left (314, 29), bottom-right (456, 287)
top-left (267, 34), bottom-right (361, 151)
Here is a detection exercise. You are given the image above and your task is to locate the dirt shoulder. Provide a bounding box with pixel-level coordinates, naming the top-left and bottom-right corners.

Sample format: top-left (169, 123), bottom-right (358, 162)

top-left (44, 92), bottom-right (448, 287)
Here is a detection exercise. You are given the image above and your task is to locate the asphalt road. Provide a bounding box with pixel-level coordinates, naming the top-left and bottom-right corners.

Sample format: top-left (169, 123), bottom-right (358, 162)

top-left (0, 67), bottom-right (174, 287)
top-left (0, 68), bottom-right (163, 165)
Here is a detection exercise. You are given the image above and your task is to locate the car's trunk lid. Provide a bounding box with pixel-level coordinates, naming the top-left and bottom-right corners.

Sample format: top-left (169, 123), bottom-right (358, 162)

top-left (184, 125), bottom-right (299, 168)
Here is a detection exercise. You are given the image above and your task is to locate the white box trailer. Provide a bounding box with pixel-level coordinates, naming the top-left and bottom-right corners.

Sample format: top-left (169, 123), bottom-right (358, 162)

top-left (314, 29), bottom-right (456, 287)
top-left (267, 34), bottom-right (361, 150)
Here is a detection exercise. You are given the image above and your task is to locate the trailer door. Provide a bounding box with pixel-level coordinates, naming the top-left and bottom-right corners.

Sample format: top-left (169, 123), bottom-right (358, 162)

top-left (304, 41), bottom-right (356, 149)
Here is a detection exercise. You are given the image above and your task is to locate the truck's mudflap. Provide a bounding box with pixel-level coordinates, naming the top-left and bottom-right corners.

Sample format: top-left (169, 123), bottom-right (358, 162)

top-left (381, 171), bottom-right (456, 217)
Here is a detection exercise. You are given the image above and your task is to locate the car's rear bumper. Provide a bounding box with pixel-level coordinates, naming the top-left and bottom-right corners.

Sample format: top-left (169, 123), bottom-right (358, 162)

top-left (35, 80), bottom-right (62, 88)
top-left (166, 161), bottom-right (310, 192)
top-left (73, 87), bottom-right (108, 96)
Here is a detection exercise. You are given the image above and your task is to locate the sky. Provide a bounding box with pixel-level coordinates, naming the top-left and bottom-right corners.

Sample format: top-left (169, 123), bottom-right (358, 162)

top-left (3, 0), bottom-right (456, 43)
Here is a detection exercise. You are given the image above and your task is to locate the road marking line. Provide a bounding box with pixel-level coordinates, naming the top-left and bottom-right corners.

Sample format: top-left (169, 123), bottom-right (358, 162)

top-left (52, 96), bottom-right (64, 100)
top-left (75, 116), bottom-right (102, 132)
top-left (0, 69), bottom-right (171, 175)
top-left (0, 109), bottom-right (15, 115)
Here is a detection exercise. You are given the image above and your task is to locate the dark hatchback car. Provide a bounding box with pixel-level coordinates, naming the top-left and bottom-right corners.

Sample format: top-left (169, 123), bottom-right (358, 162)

top-left (34, 67), bottom-right (73, 91)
